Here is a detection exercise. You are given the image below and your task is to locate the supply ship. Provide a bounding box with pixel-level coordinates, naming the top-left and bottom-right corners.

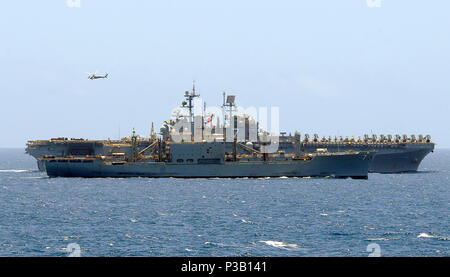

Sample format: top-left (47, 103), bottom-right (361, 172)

top-left (25, 88), bottom-right (434, 174)
top-left (32, 89), bottom-right (373, 179)
top-left (40, 138), bottom-right (373, 179)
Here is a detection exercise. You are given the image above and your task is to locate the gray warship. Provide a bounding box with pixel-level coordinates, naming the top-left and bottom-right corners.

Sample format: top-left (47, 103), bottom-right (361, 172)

top-left (36, 89), bottom-right (373, 179)
top-left (40, 140), bottom-right (372, 179)
top-left (26, 88), bottom-right (435, 174)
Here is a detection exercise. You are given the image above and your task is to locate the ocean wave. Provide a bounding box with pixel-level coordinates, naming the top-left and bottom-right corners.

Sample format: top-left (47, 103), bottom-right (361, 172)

top-left (0, 169), bottom-right (33, 173)
top-left (365, 237), bottom-right (400, 241)
top-left (260, 240), bottom-right (299, 250)
top-left (330, 232), bottom-right (353, 236)
top-left (417, 233), bottom-right (436, 238)
top-left (204, 241), bottom-right (229, 247)
top-left (383, 232), bottom-right (400, 235)
top-left (63, 235), bottom-right (81, 241)
top-left (21, 176), bottom-right (48, 179)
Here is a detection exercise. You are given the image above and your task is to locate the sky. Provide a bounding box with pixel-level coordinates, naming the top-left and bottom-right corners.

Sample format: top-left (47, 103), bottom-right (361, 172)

top-left (0, 0), bottom-right (449, 148)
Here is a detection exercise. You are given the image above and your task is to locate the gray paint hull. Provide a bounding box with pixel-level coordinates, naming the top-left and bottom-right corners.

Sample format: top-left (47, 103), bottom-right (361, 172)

top-left (43, 153), bottom-right (371, 179)
top-left (295, 143), bottom-right (434, 173)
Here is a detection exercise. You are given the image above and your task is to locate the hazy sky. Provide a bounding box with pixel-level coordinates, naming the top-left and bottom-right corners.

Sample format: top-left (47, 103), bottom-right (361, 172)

top-left (1, 0), bottom-right (449, 148)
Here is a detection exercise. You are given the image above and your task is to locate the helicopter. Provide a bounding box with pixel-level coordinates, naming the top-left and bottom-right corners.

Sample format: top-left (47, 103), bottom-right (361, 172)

top-left (86, 71), bottom-right (108, 80)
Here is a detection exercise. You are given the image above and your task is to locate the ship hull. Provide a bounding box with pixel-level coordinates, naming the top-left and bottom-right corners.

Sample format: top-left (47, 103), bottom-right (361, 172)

top-left (296, 142), bottom-right (434, 173)
top-left (37, 160), bottom-right (46, 171)
top-left (26, 140), bottom-right (149, 172)
top-left (43, 153), bottom-right (372, 179)
top-left (367, 148), bottom-right (432, 173)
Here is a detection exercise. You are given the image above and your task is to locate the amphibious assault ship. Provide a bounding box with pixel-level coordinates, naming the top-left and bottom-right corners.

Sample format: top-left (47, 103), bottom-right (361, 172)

top-left (36, 89), bottom-right (373, 179)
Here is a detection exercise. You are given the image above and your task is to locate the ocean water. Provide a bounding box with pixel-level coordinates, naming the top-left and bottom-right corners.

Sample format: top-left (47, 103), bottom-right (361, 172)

top-left (0, 148), bottom-right (448, 257)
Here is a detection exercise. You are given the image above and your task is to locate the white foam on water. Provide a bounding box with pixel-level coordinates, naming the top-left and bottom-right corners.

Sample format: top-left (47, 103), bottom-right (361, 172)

top-left (260, 240), bottom-right (299, 250)
top-left (204, 241), bottom-right (227, 247)
top-left (417, 233), bottom-right (435, 238)
top-left (320, 213), bottom-right (328, 216)
top-left (63, 235), bottom-right (80, 241)
top-left (0, 169), bottom-right (32, 173)
top-left (365, 238), bottom-right (393, 241)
